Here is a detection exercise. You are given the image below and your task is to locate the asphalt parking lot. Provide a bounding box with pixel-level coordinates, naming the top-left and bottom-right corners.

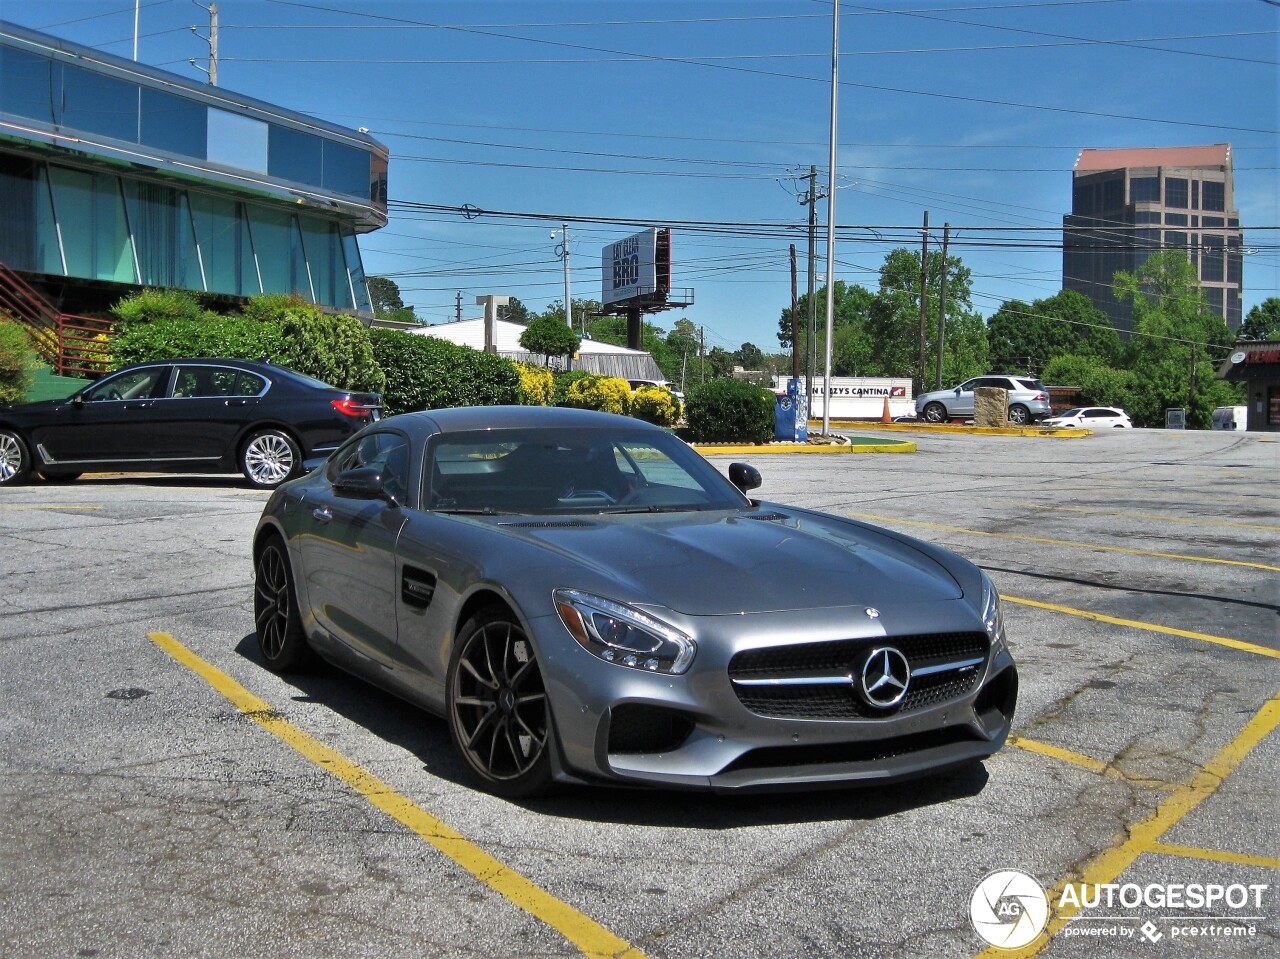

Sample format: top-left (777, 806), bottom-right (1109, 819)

top-left (1, 427), bottom-right (1276, 959)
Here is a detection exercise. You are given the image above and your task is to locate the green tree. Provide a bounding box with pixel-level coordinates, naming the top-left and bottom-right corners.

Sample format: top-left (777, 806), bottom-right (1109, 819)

top-left (735, 342), bottom-right (765, 370)
top-left (1240, 297), bottom-right (1280, 341)
top-left (1115, 250), bottom-right (1239, 428)
top-left (499, 297), bottom-right (533, 325)
top-left (777, 281), bottom-right (875, 368)
top-left (706, 346), bottom-right (735, 379)
top-left (366, 276), bottom-right (404, 316)
top-left (866, 248), bottom-right (987, 387)
top-left (1042, 354), bottom-right (1139, 410)
top-left (986, 290), bottom-right (1121, 373)
top-left (519, 314), bottom-right (581, 365)
top-left (0, 321), bottom-right (39, 404)
top-left (541, 297), bottom-right (602, 335)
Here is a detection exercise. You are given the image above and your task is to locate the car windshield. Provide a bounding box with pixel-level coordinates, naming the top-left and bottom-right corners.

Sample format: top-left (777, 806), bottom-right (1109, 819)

top-left (425, 427), bottom-right (749, 516)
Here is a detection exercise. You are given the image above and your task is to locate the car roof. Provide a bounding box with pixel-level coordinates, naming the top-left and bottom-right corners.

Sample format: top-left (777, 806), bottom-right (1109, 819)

top-left (380, 405), bottom-right (667, 438)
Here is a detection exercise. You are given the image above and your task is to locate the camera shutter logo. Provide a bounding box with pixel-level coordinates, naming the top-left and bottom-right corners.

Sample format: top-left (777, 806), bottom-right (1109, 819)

top-left (970, 869), bottom-right (1049, 949)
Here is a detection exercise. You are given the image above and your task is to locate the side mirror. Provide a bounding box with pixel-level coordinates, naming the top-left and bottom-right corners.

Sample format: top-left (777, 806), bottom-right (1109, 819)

top-left (728, 462), bottom-right (762, 494)
top-left (71, 394), bottom-right (85, 408)
top-left (954, 387), bottom-right (963, 396)
top-left (333, 466), bottom-right (399, 506)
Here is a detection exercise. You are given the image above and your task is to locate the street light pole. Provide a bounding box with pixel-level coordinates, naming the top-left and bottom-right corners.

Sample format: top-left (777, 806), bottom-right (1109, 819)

top-left (822, 1), bottom-right (839, 435)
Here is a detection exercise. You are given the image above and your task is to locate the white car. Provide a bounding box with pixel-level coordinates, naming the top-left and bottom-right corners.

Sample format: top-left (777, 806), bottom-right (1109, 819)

top-left (1042, 407), bottom-right (1132, 429)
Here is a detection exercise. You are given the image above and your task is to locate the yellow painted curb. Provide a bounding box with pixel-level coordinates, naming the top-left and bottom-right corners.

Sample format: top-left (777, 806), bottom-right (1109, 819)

top-left (692, 439), bottom-right (916, 455)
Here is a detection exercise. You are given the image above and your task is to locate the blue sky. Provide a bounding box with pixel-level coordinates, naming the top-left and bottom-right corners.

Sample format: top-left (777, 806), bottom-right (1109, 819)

top-left (7, 0), bottom-right (1278, 355)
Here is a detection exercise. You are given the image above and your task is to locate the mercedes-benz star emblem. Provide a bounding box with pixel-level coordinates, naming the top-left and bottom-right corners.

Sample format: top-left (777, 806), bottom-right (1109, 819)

top-left (865, 607), bottom-right (881, 619)
top-left (859, 646), bottom-right (911, 708)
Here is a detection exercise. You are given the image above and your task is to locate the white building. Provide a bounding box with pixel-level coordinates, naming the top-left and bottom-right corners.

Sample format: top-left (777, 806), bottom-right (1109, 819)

top-left (409, 318), bottom-right (666, 381)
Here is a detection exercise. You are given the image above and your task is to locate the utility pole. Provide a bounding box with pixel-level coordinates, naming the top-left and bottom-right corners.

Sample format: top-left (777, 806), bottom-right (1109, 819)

top-left (821, 4), bottom-right (839, 436)
top-left (190, 2), bottom-right (219, 86)
top-left (1189, 342), bottom-right (1198, 413)
top-left (455, 291), bottom-right (462, 323)
top-left (699, 326), bottom-right (706, 384)
top-left (806, 164), bottom-right (818, 415)
top-left (790, 244), bottom-right (800, 379)
top-left (559, 223), bottom-right (572, 331)
top-left (936, 223), bottom-right (950, 390)
top-left (917, 211), bottom-right (929, 398)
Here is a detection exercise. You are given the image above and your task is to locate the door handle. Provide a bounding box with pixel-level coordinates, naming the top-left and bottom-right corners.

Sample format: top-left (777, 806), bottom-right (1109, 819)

top-left (311, 507), bottom-right (332, 523)
top-left (224, 399), bottom-right (248, 407)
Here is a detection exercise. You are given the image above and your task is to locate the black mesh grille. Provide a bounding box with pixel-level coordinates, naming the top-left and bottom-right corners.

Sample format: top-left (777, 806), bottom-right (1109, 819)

top-left (721, 725), bottom-right (983, 772)
top-left (607, 704), bottom-right (695, 754)
top-left (728, 632), bottom-right (988, 720)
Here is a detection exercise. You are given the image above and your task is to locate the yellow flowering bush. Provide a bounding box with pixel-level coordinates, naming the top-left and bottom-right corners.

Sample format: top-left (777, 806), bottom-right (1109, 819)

top-left (564, 374), bottom-right (632, 416)
top-left (516, 363), bottom-right (554, 406)
top-left (630, 385), bottom-right (681, 427)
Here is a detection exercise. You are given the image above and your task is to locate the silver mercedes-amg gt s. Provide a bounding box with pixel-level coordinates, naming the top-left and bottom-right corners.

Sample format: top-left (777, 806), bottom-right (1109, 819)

top-left (253, 406), bottom-right (1017, 797)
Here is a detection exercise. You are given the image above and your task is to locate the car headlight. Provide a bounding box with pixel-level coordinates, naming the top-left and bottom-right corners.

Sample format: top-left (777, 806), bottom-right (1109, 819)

top-left (554, 589), bottom-right (696, 674)
top-left (980, 575), bottom-right (1008, 656)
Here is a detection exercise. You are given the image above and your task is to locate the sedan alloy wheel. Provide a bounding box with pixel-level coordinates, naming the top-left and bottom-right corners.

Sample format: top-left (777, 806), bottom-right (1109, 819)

top-left (242, 429), bottom-right (300, 488)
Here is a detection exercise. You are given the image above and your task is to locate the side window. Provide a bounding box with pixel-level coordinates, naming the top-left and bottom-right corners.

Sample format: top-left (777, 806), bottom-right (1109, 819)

top-left (958, 379), bottom-right (977, 391)
top-left (84, 367), bottom-right (169, 401)
top-left (173, 366), bottom-right (267, 397)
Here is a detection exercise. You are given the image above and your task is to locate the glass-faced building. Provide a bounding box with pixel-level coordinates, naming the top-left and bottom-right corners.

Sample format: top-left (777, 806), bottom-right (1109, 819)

top-left (1062, 145), bottom-right (1242, 336)
top-left (0, 21), bottom-right (387, 316)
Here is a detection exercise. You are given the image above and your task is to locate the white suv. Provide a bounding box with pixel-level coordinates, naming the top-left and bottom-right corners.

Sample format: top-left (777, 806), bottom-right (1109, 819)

top-left (915, 375), bottom-right (1051, 425)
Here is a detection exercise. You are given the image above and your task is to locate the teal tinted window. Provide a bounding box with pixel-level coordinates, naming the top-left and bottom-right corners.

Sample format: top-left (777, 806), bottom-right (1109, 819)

top-left (48, 166), bottom-right (135, 282)
top-left (123, 180), bottom-right (201, 288)
top-left (191, 193), bottom-right (259, 296)
top-left (0, 46), bottom-right (55, 123)
top-left (60, 63), bottom-right (138, 142)
top-left (299, 215), bottom-right (351, 309)
top-left (140, 87), bottom-right (206, 158)
top-left (0, 154), bottom-right (62, 274)
top-left (341, 230), bottom-right (371, 312)
top-left (207, 108), bottom-right (268, 173)
top-left (322, 140), bottom-right (370, 197)
top-left (268, 124), bottom-right (323, 185)
top-left (1130, 176), bottom-right (1159, 203)
top-left (249, 206), bottom-right (299, 295)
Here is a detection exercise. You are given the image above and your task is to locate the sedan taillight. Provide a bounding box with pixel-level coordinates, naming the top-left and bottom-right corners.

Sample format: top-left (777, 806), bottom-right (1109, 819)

top-left (331, 398), bottom-right (373, 418)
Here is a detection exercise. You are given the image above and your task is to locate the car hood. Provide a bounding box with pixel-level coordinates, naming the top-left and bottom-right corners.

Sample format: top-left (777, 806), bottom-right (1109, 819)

top-left (493, 507), bottom-right (964, 615)
top-left (0, 398), bottom-right (70, 414)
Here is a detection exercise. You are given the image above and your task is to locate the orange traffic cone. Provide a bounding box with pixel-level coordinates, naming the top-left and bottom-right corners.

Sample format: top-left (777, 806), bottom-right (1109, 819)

top-left (881, 396), bottom-right (892, 424)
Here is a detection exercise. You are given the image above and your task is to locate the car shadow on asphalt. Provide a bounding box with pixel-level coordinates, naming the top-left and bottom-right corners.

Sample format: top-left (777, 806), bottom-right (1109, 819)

top-left (235, 633), bottom-right (991, 828)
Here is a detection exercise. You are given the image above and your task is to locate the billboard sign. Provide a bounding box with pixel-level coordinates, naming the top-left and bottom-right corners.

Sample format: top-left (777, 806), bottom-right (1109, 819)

top-left (602, 228), bottom-right (659, 306)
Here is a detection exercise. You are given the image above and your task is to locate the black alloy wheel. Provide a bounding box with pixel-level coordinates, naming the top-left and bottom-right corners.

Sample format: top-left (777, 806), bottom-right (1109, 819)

top-left (447, 609), bottom-right (553, 798)
top-left (254, 537), bottom-right (312, 671)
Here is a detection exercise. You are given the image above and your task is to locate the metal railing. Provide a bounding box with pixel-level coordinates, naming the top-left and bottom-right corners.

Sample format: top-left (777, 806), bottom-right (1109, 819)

top-left (0, 264), bottom-right (113, 377)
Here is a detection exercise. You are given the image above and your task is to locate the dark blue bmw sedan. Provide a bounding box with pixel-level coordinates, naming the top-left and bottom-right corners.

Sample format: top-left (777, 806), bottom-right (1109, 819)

top-left (0, 358), bottom-right (380, 488)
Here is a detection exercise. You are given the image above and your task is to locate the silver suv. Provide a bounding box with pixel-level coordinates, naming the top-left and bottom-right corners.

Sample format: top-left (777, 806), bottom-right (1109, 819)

top-left (915, 375), bottom-right (1051, 425)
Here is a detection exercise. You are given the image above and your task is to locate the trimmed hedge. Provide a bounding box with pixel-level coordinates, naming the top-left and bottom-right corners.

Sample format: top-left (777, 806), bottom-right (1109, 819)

top-left (0, 320), bottom-right (39, 404)
top-left (685, 378), bottom-right (775, 443)
top-left (369, 328), bottom-right (521, 414)
top-left (111, 315), bottom-right (286, 369)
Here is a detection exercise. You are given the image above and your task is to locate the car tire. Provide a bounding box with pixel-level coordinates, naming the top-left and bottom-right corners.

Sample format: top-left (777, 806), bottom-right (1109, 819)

top-left (0, 429), bottom-right (32, 486)
top-left (254, 535), bottom-right (313, 672)
top-left (38, 471), bottom-right (82, 483)
top-left (241, 429), bottom-right (301, 489)
top-left (1007, 404), bottom-right (1031, 425)
top-left (922, 402), bottom-right (948, 424)
top-left (447, 606), bottom-right (553, 798)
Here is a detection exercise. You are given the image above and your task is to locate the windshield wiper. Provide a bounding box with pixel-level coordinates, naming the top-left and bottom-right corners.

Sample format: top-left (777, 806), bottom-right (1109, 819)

top-left (598, 504), bottom-right (697, 514)
top-left (433, 506), bottom-right (524, 516)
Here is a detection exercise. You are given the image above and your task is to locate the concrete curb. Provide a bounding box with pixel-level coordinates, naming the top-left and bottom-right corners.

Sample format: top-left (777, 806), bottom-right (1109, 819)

top-left (692, 437), bottom-right (917, 455)
top-left (816, 420), bottom-right (1091, 439)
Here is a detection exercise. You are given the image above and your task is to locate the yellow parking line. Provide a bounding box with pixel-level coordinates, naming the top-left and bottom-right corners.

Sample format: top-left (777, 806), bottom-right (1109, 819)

top-left (1008, 737), bottom-right (1171, 789)
top-left (844, 512), bottom-right (1280, 573)
top-left (1003, 596), bottom-right (1280, 660)
top-left (148, 632), bottom-right (646, 959)
top-left (976, 692), bottom-right (1280, 959)
top-left (1148, 842), bottom-right (1280, 871)
top-left (1008, 502), bottom-right (1280, 532)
